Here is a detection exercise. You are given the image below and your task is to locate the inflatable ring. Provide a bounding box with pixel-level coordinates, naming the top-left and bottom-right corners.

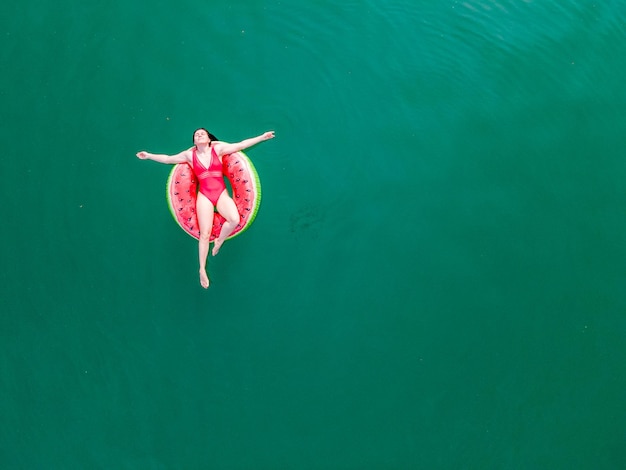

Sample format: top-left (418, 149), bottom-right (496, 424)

top-left (166, 151), bottom-right (261, 241)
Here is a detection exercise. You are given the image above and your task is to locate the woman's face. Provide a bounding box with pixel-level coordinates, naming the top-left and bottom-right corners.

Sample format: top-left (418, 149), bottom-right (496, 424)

top-left (193, 129), bottom-right (210, 145)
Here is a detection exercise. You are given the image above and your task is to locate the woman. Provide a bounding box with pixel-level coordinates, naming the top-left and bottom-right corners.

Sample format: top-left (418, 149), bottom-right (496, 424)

top-left (137, 128), bottom-right (275, 288)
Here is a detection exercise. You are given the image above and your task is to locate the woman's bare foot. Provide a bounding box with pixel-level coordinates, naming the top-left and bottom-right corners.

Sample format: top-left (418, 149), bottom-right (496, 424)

top-left (199, 269), bottom-right (210, 288)
top-left (212, 238), bottom-right (224, 256)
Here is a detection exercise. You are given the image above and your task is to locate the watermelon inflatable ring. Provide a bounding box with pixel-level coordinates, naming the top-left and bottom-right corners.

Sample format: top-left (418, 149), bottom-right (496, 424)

top-left (166, 151), bottom-right (261, 241)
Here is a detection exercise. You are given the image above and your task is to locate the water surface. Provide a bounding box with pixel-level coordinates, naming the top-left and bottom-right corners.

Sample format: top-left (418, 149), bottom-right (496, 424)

top-left (2, 1), bottom-right (626, 468)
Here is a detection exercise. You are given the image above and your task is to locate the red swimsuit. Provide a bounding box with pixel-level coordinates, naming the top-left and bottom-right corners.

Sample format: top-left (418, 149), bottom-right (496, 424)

top-left (192, 146), bottom-right (226, 205)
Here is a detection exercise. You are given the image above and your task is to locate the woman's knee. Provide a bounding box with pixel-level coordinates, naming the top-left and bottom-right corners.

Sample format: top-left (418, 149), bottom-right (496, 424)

top-left (228, 213), bottom-right (241, 226)
top-left (199, 230), bottom-right (212, 242)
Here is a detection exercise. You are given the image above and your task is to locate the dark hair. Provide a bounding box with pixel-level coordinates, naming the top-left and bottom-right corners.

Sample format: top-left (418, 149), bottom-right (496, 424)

top-left (192, 128), bottom-right (218, 145)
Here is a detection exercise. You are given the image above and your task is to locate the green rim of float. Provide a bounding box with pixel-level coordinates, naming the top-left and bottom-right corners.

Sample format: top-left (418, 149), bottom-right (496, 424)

top-left (165, 151), bottom-right (261, 241)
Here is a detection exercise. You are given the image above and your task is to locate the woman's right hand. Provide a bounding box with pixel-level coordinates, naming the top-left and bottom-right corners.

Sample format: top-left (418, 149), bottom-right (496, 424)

top-left (136, 151), bottom-right (149, 159)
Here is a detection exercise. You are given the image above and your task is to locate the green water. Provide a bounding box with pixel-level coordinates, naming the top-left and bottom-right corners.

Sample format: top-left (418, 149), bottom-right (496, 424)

top-left (2, 1), bottom-right (626, 468)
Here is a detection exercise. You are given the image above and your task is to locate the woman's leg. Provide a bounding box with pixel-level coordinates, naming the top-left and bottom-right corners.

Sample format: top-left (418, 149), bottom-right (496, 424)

top-left (212, 191), bottom-right (240, 256)
top-left (196, 193), bottom-right (215, 288)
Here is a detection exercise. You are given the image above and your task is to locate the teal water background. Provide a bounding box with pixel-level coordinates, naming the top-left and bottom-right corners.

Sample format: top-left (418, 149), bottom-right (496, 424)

top-left (2, 1), bottom-right (626, 468)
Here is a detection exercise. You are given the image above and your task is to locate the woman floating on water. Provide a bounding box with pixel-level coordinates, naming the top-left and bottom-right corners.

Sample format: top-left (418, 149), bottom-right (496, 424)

top-left (137, 129), bottom-right (275, 288)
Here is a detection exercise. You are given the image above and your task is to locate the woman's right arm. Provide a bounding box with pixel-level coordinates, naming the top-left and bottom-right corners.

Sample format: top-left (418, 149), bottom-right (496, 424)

top-left (136, 149), bottom-right (192, 164)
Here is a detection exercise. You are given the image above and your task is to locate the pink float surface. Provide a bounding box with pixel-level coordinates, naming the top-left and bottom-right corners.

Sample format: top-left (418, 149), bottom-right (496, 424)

top-left (166, 151), bottom-right (261, 241)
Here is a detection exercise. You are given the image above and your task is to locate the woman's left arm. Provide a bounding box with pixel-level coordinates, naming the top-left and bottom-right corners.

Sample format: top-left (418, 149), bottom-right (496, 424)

top-left (216, 131), bottom-right (275, 156)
